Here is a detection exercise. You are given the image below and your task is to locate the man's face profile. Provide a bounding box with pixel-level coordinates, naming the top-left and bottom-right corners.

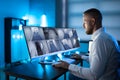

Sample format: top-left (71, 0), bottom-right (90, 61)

top-left (83, 14), bottom-right (94, 35)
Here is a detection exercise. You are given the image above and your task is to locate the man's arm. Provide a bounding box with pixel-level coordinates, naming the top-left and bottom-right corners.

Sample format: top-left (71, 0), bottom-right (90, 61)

top-left (53, 39), bottom-right (109, 80)
top-left (71, 53), bottom-right (89, 62)
top-left (68, 39), bottom-right (110, 80)
top-left (81, 55), bottom-right (89, 62)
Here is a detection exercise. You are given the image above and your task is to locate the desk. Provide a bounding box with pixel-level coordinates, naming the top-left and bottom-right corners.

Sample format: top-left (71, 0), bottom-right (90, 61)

top-left (4, 58), bottom-right (82, 80)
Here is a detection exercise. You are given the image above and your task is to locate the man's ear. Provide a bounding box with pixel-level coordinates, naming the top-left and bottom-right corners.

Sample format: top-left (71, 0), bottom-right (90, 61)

top-left (91, 18), bottom-right (95, 25)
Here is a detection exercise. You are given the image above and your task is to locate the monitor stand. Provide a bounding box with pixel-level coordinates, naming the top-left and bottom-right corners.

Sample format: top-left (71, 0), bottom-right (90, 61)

top-left (38, 56), bottom-right (56, 65)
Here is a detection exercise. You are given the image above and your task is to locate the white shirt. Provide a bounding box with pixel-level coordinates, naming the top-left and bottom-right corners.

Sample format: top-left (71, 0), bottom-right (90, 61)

top-left (68, 27), bottom-right (120, 80)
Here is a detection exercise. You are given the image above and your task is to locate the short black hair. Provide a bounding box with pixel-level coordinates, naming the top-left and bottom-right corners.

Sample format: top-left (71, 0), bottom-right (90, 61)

top-left (84, 8), bottom-right (102, 23)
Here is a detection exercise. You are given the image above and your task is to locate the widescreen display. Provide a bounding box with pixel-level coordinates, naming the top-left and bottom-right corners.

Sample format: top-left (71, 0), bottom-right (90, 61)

top-left (23, 26), bottom-right (80, 59)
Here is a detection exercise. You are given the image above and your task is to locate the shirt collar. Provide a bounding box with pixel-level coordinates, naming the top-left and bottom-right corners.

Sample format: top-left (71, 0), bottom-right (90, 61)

top-left (91, 27), bottom-right (105, 41)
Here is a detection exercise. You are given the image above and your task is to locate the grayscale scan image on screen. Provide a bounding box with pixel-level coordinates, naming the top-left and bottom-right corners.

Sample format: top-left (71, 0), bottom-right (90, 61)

top-left (23, 26), bottom-right (80, 60)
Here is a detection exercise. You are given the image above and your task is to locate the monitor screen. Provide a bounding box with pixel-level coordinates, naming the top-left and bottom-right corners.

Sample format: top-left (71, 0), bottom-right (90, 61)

top-left (23, 26), bottom-right (80, 59)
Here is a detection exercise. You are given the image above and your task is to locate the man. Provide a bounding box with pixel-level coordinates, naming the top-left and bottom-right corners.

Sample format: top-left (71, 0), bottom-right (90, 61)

top-left (53, 8), bottom-right (120, 80)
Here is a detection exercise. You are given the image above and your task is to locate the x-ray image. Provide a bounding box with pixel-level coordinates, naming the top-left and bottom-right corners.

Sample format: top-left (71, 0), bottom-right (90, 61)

top-left (66, 29), bottom-right (73, 38)
top-left (39, 40), bottom-right (49, 54)
top-left (56, 28), bottom-right (76, 39)
top-left (43, 28), bottom-right (58, 39)
top-left (55, 40), bottom-right (65, 51)
top-left (61, 39), bottom-right (73, 50)
top-left (23, 26), bottom-right (80, 59)
top-left (72, 29), bottom-right (78, 38)
top-left (31, 27), bottom-right (45, 41)
top-left (28, 41), bottom-right (49, 58)
top-left (34, 41), bottom-right (43, 55)
top-left (24, 27), bottom-right (32, 41)
top-left (56, 29), bottom-right (65, 39)
top-left (28, 41), bottom-right (38, 58)
top-left (63, 29), bottom-right (71, 38)
top-left (71, 38), bottom-right (80, 48)
top-left (47, 40), bottom-right (60, 53)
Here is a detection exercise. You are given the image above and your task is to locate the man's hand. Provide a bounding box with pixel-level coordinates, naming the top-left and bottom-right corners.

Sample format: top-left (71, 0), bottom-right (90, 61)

top-left (52, 60), bottom-right (70, 70)
top-left (71, 54), bottom-right (82, 60)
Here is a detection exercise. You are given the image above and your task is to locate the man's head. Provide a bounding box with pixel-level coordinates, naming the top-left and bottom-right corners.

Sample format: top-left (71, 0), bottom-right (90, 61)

top-left (83, 8), bottom-right (102, 35)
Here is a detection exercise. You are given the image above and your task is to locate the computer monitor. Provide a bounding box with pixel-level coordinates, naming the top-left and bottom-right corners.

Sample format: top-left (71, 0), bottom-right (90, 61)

top-left (23, 26), bottom-right (80, 62)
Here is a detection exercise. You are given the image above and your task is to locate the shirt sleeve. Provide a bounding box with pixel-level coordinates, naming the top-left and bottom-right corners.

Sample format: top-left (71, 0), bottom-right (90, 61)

top-left (81, 55), bottom-right (89, 62)
top-left (68, 38), bottom-right (109, 80)
top-left (69, 64), bottom-right (95, 80)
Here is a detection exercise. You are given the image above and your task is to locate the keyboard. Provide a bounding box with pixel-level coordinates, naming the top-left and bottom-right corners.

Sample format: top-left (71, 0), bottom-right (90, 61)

top-left (52, 58), bottom-right (75, 65)
top-left (52, 58), bottom-right (76, 67)
top-left (61, 58), bottom-right (75, 63)
top-left (39, 61), bottom-right (54, 65)
top-left (38, 59), bottom-right (56, 65)
top-left (52, 61), bottom-right (62, 65)
top-left (38, 58), bottom-right (75, 65)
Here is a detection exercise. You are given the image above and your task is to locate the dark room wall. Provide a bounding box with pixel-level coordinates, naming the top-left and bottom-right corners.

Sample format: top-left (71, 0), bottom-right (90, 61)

top-left (29, 0), bottom-right (55, 27)
top-left (68, 0), bottom-right (120, 41)
top-left (0, 0), bottom-right (29, 68)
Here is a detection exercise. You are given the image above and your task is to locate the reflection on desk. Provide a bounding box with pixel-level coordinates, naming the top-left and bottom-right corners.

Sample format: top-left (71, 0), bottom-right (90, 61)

top-left (4, 58), bottom-right (81, 80)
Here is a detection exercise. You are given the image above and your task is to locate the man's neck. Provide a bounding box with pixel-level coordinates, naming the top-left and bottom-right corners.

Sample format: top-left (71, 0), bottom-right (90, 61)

top-left (93, 24), bottom-right (102, 34)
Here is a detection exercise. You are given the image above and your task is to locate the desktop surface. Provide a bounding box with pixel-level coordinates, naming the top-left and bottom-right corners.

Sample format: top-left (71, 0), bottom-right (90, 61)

top-left (5, 57), bottom-right (80, 80)
top-left (5, 61), bottom-right (67, 80)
